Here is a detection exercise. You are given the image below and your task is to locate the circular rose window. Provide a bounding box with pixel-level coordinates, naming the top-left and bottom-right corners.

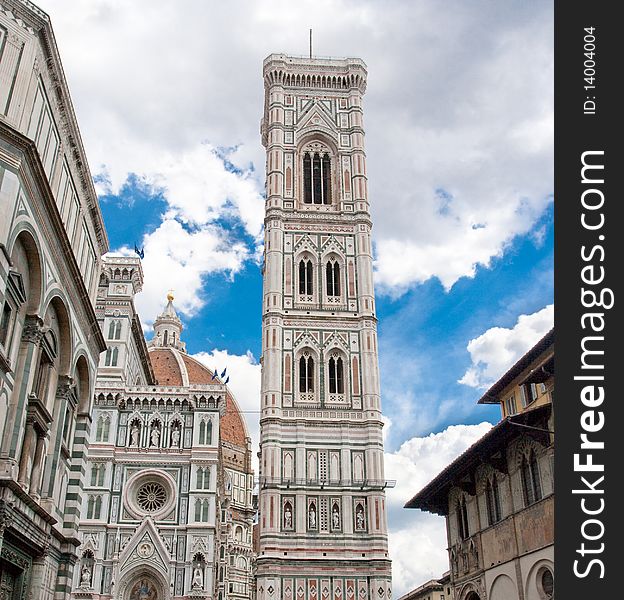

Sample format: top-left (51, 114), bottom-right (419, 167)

top-left (137, 482), bottom-right (167, 512)
top-left (124, 469), bottom-right (177, 520)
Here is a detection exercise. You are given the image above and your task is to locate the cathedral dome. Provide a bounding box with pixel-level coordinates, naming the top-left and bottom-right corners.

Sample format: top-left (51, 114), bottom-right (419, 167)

top-left (149, 347), bottom-right (249, 447)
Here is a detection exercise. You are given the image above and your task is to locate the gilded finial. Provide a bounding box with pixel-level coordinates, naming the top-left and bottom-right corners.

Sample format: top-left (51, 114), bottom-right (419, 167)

top-left (167, 290), bottom-right (174, 302)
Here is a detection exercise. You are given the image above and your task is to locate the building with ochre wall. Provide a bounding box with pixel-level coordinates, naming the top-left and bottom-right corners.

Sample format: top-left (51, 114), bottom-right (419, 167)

top-left (405, 331), bottom-right (554, 600)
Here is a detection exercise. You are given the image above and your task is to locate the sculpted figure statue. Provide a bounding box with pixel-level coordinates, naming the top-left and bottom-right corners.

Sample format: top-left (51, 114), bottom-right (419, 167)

top-left (130, 424), bottom-right (140, 447)
top-left (332, 506), bottom-right (340, 529)
top-left (284, 505), bottom-right (292, 529)
top-left (192, 566), bottom-right (203, 589)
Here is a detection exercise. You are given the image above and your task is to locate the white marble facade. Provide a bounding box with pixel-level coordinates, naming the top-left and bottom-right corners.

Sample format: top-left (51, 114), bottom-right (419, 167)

top-left (256, 54), bottom-right (392, 600)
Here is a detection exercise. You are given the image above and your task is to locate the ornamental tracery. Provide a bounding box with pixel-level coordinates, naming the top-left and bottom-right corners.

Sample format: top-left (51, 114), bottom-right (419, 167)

top-left (301, 141), bottom-right (334, 206)
top-left (136, 482), bottom-right (167, 512)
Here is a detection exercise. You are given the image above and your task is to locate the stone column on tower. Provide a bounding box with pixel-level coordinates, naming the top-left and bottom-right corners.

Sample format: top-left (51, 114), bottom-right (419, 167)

top-left (257, 53), bottom-right (392, 600)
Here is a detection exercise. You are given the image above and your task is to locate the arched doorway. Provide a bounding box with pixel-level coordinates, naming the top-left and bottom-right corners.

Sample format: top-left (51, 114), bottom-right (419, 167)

top-left (119, 567), bottom-right (169, 600)
top-left (465, 592), bottom-right (481, 600)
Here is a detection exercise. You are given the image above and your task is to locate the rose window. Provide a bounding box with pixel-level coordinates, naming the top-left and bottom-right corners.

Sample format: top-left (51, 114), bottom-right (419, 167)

top-left (136, 482), bottom-right (167, 512)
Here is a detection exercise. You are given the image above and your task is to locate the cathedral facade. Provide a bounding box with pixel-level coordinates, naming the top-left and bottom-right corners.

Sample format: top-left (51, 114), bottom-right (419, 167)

top-left (2, 2), bottom-right (392, 599)
top-left (1, 0), bottom-right (107, 596)
top-left (72, 256), bottom-right (255, 600)
top-left (256, 54), bottom-right (392, 600)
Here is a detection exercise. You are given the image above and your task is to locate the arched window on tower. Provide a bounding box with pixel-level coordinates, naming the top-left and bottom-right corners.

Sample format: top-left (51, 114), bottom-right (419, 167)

top-left (298, 259), bottom-right (313, 296)
top-left (303, 150), bottom-right (332, 204)
top-left (299, 355), bottom-right (314, 393)
top-left (326, 260), bottom-right (341, 297)
top-left (328, 355), bottom-right (344, 394)
top-left (163, 330), bottom-right (169, 345)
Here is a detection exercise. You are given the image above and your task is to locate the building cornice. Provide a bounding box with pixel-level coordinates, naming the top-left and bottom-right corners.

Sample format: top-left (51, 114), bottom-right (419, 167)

top-left (0, 120), bottom-right (106, 355)
top-left (1, 0), bottom-right (109, 255)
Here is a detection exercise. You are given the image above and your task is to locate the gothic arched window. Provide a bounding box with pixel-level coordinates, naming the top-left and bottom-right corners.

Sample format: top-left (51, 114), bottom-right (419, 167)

top-left (87, 495), bottom-right (102, 519)
top-left (299, 355), bottom-right (314, 393)
top-left (197, 467), bottom-right (210, 490)
top-left (326, 260), bottom-right (341, 297)
top-left (108, 319), bottom-right (121, 340)
top-left (105, 346), bottom-right (119, 367)
top-left (456, 496), bottom-right (470, 540)
top-left (485, 476), bottom-right (502, 525)
top-left (521, 450), bottom-right (542, 506)
top-left (91, 463), bottom-right (105, 487)
top-left (303, 151), bottom-right (332, 205)
top-left (199, 419), bottom-right (213, 445)
top-left (328, 356), bottom-right (344, 394)
top-left (298, 259), bottom-right (313, 296)
top-left (95, 415), bottom-right (110, 442)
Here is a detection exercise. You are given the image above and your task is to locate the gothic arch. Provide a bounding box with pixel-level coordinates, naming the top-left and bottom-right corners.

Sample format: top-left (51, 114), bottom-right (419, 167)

top-left (42, 294), bottom-right (73, 377)
top-left (294, 346), bottom-right (319, 403)
top-left (294, 250), bottom-right (317, 302)
top-left (514, 436), bottom-right (544, 469)
top-left (475, 462), bottom-right (501, 495)
top-left (7, 226), bottom-right (43, 314)
top-left (323, 344), bottom-right (349, 402)
top-left (73, 354), bottom-right (91, 414)
top-left (118, 565), bottom-right (170, 600)
top-left (457, 581), bottom-right (484, 600)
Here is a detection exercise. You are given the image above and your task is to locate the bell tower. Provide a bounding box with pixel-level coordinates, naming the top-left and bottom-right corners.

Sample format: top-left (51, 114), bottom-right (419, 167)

top-left (257, 54), bottom-right (392, 600)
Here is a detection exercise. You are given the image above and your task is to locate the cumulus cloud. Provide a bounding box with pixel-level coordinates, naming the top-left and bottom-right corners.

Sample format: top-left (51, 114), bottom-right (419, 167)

top-left (369, 8), bottom-right (554, 292)
top-left (385, 422), bottom-right (493, 595)
top-left (40, 0), bottom-right (552, 296)
top-left (110, 217), bottom-right (249, 323)
top-left (459, 304), bottom-right (554, 389)
top-left (192, 349), bottom-right (261, 472)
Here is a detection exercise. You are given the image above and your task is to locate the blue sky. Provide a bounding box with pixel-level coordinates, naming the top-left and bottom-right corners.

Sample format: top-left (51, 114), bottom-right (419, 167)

top-left (43, 0), bottom-right (553, 592)
top-left (101, 183), bottom-right (553, 450)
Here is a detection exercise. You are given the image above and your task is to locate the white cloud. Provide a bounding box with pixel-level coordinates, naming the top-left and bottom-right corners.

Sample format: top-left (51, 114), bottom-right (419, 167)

top-left (459, 304), bottom-right (554, 389)
top-left (101, 144), bottom-right (265, 240)
top-left (39, 0), bottom-right (552, 296)
top-left (192, 349), bottom-right (261, 473)
top-left (112, 218), bottom-right (249, 324)
top-left (385, 422), bottom-right (493, 596)
top-left (369, 13), bottom-right (554, 292)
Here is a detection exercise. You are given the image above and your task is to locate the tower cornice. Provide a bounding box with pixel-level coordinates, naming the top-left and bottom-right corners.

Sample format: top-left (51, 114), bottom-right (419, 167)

top-left (263, 53), bottom-right (367, 94)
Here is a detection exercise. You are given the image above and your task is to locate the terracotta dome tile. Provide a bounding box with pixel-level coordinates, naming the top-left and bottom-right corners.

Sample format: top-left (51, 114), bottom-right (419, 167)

top-left (149, 348), bottom-right (184, 386)
top-left (179, 353), bottom-right (249, 447)
top-left (148, 349), bottom-right (249, 448)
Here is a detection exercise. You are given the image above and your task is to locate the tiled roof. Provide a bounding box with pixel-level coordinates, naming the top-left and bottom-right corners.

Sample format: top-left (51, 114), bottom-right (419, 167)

top-left (149, 347), bottom-right (249, 447)
top-left (149, 348), bottom-right (184, 385)
top-left (477, 328), bottom-right (554, 404)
